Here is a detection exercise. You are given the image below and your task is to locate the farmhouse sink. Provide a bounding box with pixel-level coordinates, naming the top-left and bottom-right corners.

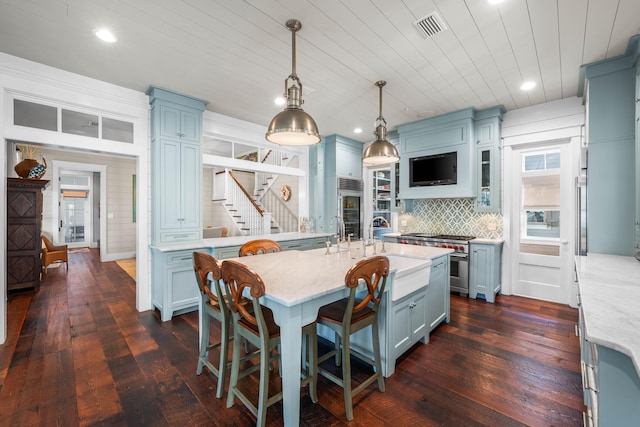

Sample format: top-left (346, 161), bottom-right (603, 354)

top-left (386, 255), bottom-right (431, 301)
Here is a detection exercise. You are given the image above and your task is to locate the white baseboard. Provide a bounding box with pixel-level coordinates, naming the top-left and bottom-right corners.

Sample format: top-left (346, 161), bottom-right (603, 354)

top-left (102, 252), bottom-right (136, 262)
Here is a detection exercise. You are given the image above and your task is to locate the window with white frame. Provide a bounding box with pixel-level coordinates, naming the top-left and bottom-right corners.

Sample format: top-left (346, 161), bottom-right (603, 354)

top-left (521, 151), bottom-right (561, 240)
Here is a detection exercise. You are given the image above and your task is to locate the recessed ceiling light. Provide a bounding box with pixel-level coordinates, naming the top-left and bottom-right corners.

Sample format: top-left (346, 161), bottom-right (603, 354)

top-left (520, 81), bottom-right (537, 91)
top-left (274, 96), bottom-right (286, 106)
top-left (354, 127), bottom-right (363, 134)
top-left (94, 28), bottom-right (117, 43)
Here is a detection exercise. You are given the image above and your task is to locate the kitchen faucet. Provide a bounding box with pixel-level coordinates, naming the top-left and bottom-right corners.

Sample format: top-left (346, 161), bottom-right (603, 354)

top-left (330, 215), bottom-right (346, 243)
top-left (368, 216), bottom-right (390, 244)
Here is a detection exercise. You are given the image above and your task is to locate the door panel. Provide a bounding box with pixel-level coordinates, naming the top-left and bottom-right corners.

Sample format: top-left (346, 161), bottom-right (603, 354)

top-left (511, 142), bottom-right (573, 303)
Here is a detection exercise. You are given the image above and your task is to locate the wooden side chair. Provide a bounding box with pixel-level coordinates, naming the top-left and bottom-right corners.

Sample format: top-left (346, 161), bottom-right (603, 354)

top-left (41, 235), bottom-right (68, 274)
top-left (221, 259), bottom-right (317, 427)
top-left (238, 239), bottom-right (281, 257)
top-left (316, 255), bottom-right (390, 420)
top-left (192, 251), bottom-right (230, 398)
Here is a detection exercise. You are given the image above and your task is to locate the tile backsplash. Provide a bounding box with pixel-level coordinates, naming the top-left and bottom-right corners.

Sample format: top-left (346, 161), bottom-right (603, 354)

top-left (398, 198), bottom-right (503, 239)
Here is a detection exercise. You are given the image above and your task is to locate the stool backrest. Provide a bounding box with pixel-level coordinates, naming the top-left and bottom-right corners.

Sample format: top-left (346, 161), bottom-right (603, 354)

top-left (238, 239), bottom-right (281, 257)
top-left (345, 255), bottom-right (390, 314)
top-left (220, 260), bottom-right (267, 329)
top-left (192, 252), bottom-right (224, 306)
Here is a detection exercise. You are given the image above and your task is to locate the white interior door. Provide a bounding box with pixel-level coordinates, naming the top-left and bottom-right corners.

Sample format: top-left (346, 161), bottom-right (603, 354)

top-left (58, 172), bottom-right (92, 248)
top-left (510, 141), bottom-right (574, 303)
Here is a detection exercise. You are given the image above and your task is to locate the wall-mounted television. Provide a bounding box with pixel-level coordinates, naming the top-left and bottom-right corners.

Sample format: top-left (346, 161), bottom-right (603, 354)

top-left (409, 151), bottom-right (457, 187)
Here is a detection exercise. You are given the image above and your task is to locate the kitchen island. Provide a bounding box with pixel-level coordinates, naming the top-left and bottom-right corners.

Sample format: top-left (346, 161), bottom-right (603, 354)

top-left (224, 242), bottom-right (451, 426)
top-left (574, 253), bottom-right (640, 426)
top-left (151, 232), bottom-right (334, 321)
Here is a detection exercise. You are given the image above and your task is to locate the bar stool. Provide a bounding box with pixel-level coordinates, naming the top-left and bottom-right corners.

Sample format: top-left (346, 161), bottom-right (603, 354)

top-left (238, 239), bottom-right (281, 256)
top-left (192, 251), bottom-right (231, 399)
top-left (221, 259), bottom-right (317, 427)
top-left (316, 255), bottom-right (389, 420)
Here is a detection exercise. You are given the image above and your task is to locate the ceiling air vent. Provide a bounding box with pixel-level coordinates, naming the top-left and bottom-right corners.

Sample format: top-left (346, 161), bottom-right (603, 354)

top-left (414, 12), bottom-right (447, 38)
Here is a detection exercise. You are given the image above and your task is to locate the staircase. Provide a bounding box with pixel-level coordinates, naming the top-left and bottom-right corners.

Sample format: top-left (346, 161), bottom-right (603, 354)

top-left (216, 148), bottom-right (298, 235)
top-left (223, 171), bottom-right (273, 235)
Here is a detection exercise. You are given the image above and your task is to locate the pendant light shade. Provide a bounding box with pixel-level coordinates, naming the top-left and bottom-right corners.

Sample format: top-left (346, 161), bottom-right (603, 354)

top-left (266, 19), bottom-right (320, 146)
top-left (363, 81), bottom-right (400, 165)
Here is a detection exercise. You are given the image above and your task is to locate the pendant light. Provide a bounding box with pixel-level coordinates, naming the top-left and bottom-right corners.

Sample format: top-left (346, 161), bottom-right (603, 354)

top-left (266, 19), bottom-right (320, 146)
top-left (362, 81), bottom-right (400, 165)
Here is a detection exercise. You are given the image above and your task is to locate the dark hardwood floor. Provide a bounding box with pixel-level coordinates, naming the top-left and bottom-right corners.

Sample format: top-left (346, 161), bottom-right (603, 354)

top-left (0, 248), bottom-right (585, 426)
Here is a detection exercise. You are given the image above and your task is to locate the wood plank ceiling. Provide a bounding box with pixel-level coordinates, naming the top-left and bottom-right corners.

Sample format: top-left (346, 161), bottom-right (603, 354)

top-left (0, 0), bottom-right (638, 144)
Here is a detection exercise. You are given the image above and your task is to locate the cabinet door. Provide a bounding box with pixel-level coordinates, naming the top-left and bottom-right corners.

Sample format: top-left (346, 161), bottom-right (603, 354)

top-left (391, 296), bottom-right (412, 357)
top-left (475, 145), bottom-right (500, 212)
top-left (411, 290), bottom-right (428, 340)
top-left (470, 245), bottom-right (492, 296)
top-left (169, 266), bottom-right (200, 308)
top-left (336, 144), bottom-right (362, 179)
top-left (159, 104), bottom-right (182, 139)
top-left (159, 139), bottom-right (182, 230)
top-left (428, 257), bottom-right (448, 332)
top-left (180, 110), bottom-right (201, 142)
top-left (180, 141), bottom-right (201, 229)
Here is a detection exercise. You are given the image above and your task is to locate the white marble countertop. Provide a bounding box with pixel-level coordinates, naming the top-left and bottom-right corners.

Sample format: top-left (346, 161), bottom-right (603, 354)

top-left (203, 231), bottom-right (333, 248)
top-left (575, 253), bottom-right (640, 376)
top-left (150, 232), bottom-right (334, 252)
top-left (471, 238), bottom-right (504, 244)
top-left (225, 242), bottom-right (451, 307)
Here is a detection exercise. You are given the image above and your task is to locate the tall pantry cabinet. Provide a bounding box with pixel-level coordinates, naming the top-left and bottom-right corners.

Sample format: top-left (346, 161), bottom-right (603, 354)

top-left (147, 87), bottom-right (208, 321)
top-left (583, 36), bottom-right (639, 256)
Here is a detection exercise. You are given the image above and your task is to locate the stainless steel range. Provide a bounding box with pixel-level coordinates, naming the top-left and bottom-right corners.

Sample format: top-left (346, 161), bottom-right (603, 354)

top-left (398, 233), bottom-right (476, 296)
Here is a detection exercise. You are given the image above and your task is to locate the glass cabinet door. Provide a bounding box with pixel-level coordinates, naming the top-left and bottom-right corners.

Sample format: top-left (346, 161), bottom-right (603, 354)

top-left (476, 145), bottom-right (500, 212)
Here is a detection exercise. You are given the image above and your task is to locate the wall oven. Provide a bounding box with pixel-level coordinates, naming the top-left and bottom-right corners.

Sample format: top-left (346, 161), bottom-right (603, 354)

top-left (398, 233), bottom-right (475, 296)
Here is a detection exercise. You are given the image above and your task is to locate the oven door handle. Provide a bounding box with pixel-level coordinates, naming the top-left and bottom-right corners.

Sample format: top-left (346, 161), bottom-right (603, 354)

top-left (450, 253), bottom-right (469, 261)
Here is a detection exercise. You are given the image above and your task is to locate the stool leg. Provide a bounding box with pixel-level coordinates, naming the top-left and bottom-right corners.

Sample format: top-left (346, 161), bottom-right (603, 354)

top-left (341, 332), bottom-right (354, 421)
top-left (196, 312), bottom-right (210, 375)
top-left (256, 338), bottom-right (271, 427)
top-left (372, 319), bottom-right (385, 391)
top-left (217, 316), bottom-right (230, 398)
top-left (226, 328), bottom-right (242, 409)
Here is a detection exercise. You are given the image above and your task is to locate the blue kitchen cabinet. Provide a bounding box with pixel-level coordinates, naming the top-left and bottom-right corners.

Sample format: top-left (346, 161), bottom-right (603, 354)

top-left (148, 87), bottom-right (207, 321)
top-left (391, 287), bottom-right (428, 359)
top-left (474, 110), bottom-right (503, 213)
top-left (310, 134), bottom-right (363, 234)
top-left (577, 290), bottom-right (640, 426)
top-left (583, 41), bottom-right (637, 256)
top-left (154, 138), bottom-right (202, 243)
top-left (158, 104), bottom-right (202, 143)
top-left (148, 87), bottom-right (207, 245)
top-left (151, 246), bottom-right (209, 321)
top-left (428, 254), bottom-right (450, 331)
top-left (396, 107), bottom-right (503, 202)
top-left (469, 241), bottom-right (503, 303)
top-left (635, 59), bottom-right (640, 253)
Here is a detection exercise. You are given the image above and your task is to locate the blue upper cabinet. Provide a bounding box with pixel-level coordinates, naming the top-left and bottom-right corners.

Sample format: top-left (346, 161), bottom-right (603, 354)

top-left (474, 108), bottom-right (504, 213)
top-left (583, 37), bottom-right (639, 256)
top-left (396, 107), bottom-right (503, 206)
top-left (147, 87), bottom-right (207, 245)
top-left (159, 104), bottom-right (202, 143)
top-left (310, 134), bottom-right (363, 234)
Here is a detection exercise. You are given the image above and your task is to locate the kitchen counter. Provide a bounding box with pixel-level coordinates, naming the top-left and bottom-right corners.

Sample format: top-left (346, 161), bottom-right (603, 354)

top-left (472, 238), bottom-right (504, 244)
top-left (151, 232), bottom-right (334, 252)
top-left (203, 231), bottom-right (333, 248)
top-left (575, 253), bottom-right (640, 375)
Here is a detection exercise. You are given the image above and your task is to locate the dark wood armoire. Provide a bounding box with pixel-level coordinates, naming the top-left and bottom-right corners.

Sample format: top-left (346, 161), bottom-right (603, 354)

top-left (6, 178), bottom-right (50, 291)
